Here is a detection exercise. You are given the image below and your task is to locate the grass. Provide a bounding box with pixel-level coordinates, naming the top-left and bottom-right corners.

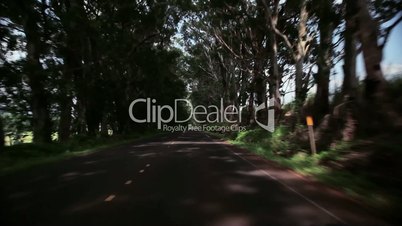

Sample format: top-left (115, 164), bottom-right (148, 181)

top-left (209, 128), bottom-right (402, 220)
top-left (0, 131), bottom-right (162, 175)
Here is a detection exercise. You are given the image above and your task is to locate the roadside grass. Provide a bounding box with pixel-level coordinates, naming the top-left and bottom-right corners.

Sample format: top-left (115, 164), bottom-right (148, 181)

top-left (210, 127), bottom-right (402, 220)
top-left (0, 131), bottom-right (162, 175)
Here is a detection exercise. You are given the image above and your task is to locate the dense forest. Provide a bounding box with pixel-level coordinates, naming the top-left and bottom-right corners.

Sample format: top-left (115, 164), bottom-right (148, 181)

top-left (1, 0), bottom-right (402, 153)
top-left (1, 0), bottom-right (191, 145)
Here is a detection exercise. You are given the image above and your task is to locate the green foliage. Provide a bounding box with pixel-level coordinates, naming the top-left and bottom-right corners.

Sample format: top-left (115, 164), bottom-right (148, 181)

top-left (233, 126), bottom-right (296, 156)
top-left (2, 143), bottom-right (64, 158)
top-left (270, 126), bottom-right (295, 154)
top-left (282, 101), bottom-right (296, 113)
top-left (0, 0), bottom-right (189, 141)
top-left (387, 77), bottom-right (402, 113)
top-left (235, 128), bottom-right (271, 143)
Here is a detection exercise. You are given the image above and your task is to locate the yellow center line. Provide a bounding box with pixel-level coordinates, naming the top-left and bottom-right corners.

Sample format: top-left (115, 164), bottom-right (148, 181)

top-left (125, 180), bottom-right (132, 185)
top-left (104, 194), bottom-right (115, 202)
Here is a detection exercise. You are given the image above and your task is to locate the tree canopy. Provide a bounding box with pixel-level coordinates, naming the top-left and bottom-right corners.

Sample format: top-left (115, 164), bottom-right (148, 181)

top-left (1, 0), bottom-right (401, 148)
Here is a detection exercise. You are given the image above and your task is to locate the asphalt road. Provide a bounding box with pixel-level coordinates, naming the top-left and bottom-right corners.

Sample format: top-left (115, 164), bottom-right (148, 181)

top-left (0, 132), bottom-right (392, 226)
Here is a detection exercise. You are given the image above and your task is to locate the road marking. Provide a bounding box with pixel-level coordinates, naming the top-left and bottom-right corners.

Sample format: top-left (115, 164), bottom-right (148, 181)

top-left (221, 145), bottom-right (348, 225)
top-left (139, 169), bottom-right (145, 173)
top-left (125, 180), bottom-right (132, 185)
top-left (146, 164), bottom-right (151, 167)
top-left (104, 194), bottom-right (115, 202)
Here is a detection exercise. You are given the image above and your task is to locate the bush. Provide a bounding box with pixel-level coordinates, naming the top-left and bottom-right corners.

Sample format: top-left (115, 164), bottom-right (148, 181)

top-left (233, 125), bottom-right (300, 157)
top-left (3, 143), bottom-right (65, 158)
top-left (387, 77), bottom-right (402, 113)
top-left (235, 128), bottom-right (271, 143)
top-left (269, 126), bottom-right (297, 156)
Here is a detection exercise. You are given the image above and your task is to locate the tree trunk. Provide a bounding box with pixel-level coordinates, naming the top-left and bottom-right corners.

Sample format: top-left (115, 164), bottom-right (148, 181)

top-left (54, 0), bottom-right (87, 138)
top-left (101, 114), bottom-right (109, 137)
top-left (217, 52), bottom-right (230, 108)
top-left (345, 0), bottom-right (391, 134)
top-left (349, 0), bottom-right (386, 101)
top-left (268, 15), bottom-right (282, 119)
top-left (265, 0), bottom-right (281, 112)
top-left (248, 92), bottom-right (255, 125)
top-left (254, 60), bottom-right (267, 123)
top-left (342, 1), bottom-right (358, 99)
top-left (0, 116), bottom-right (4, 151)
top-left (261, 0), bottom-right (281, 122)
top-left (22, 4), bottom-right (52, 143)
top-left (314, 0), bottom-right (334, 121)
top-left (295, 1), bottom-right (309, 111)
top-left (336, 1), bottom-right (360, 141)
top-left (58, 96), bottom-right (72, 142)
top-left (61, 0), bottom-right (102, 136)
top-left (57, 35), bottom-right (75, 142)
top-left (85, 37), bottom-right (103, 136)
top-left (295, 56), bottom-right (304, 106)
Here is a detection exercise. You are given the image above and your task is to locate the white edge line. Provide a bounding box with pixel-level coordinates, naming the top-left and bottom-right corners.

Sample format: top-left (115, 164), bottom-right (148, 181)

top-left (222, 145), bottom-right (348, 225)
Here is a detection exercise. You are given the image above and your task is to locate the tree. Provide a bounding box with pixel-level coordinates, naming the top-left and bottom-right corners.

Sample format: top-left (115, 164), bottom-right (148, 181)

top-left (314, 0), bottom-right (336, 121)
top-left (20, 1), bottom-right (53, 143)
top-left (347, 0), bottom-right (387, 101)
top-left (0, 116), bottom-right (4, 151)
top-left (1, 0), bottom-right (401, 150)
top-left (342, 0), bottom-right (358, 100)
top-left (265, 0), bottom-right (315, 119)
top-left (261, 0), bottom-right (282, 113)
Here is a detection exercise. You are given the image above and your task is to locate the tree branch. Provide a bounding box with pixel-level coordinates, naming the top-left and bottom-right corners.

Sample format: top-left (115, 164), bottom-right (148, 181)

top-left (128, 33), bottom-right (159, 56)
top-left (261, 0), bottom-right (294, 54)
top-left (213, 29), bottom-right (241, 59)
top-left (380, 14), bottom-right (402, 49)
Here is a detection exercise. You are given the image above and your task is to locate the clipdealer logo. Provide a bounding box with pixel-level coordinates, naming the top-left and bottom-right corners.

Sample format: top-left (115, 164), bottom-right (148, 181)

top-left (128, 98), bottom-right (275, 132)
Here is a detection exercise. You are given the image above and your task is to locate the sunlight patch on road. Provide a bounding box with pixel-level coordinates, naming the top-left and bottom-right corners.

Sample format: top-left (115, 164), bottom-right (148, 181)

top-left (83, 160), bottom-right (98, 165)
top-left (83, 170), bottom-right (107, 176)
top-left (8, 191), bottom-right (31, 199)
top-left (61, 171), bottom-right (80, 177)
top-left (175, 149), bottom-right (192, 153)
top-left (130, 152), bottom-right (157, 158)
top-left (209, 214), bottom-right (252, 226)
top-left (104, 194), bottom-right (116, 202)
top-left (235, 169), bottom-right (274, 178)
top-left (168, 141), bottom-right (226, 145)
top-left (132, 140), bottom-right (224, 146)
top-left (224, 146), bottom-right (347, 225)
top-left (132, 142), bottom-right (165, 147)
top-left (226, 183), bottom-right (258, 194)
